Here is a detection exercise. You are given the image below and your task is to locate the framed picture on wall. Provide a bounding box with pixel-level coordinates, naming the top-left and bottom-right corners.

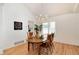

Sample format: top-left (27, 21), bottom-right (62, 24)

top-left (14, 21), bottom-right (23, 30)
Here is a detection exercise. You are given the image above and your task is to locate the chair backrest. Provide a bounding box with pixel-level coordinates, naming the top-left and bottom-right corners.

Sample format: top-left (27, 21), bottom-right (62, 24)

top-left (28, 32), bottom-right (33, 39)
top-left (51, 33), bottom-right (54, 42)
top-left (47, 33), bottom-right (54, 46)
top-left (47, 34), bottom-right (52, 44)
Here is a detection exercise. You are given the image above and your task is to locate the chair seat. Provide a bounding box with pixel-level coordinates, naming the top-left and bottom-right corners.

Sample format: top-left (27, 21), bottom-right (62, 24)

top-left (40, 42), bottom-right (49, 48)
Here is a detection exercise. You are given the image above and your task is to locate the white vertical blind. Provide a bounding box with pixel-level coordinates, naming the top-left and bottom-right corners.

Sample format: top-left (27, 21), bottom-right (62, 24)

top-left (49, 22), bottom-right (55, 34)
top-left (42, 21), bottom-right (55, 34)
top-left (42, 22), bottom-right (49, 35)
top-left (42, 21), bottom-right (55, 41)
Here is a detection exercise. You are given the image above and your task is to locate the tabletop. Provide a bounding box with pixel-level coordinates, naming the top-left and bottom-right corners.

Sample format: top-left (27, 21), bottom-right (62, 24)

top-left (27, 37), bottom-right (43, 43)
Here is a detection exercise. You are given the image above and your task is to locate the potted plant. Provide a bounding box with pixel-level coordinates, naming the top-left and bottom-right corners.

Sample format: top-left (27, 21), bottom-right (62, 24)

top-left (39, 24), bottom-right (42, 32)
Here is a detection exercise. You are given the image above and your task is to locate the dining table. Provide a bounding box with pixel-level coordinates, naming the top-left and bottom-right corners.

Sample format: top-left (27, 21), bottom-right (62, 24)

top-left (27, 37), bottom-right (44, 54)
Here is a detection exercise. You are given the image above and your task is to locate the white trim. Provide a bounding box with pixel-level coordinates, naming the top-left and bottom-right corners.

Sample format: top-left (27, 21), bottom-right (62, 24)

top-left (3, 40), bottom-right (27, 51)
top-left (54, 40), bottom-right (79, 46)
top-left (15, 41), bottom-right (27, 47)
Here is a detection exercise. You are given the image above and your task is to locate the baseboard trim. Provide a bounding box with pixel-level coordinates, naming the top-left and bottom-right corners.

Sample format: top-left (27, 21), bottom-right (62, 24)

top-left (15, 41), bottom-right (26, 47)
top-left (3, 40), bottom-right (27, 51)
top-left (54, 40), bottom-right (79, 46)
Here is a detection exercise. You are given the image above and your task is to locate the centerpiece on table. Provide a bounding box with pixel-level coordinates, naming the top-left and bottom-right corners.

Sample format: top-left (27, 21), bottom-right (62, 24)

top-left (34, 24), bottom-right (43, 40)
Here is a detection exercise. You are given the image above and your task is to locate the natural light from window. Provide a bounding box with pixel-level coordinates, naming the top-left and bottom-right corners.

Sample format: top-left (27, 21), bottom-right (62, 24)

top-left (42, 21), bottom-right (55, 41)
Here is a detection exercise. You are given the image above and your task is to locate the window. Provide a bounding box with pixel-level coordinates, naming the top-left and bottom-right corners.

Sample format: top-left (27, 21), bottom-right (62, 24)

top-left (42, 23), bottom-right (49, 41)
top-left (49, 22), bottom-right (55, 34)
top-left (42, 22), bottom-right (49, 35)
top-left (42, 21), bottom-right (55, 41)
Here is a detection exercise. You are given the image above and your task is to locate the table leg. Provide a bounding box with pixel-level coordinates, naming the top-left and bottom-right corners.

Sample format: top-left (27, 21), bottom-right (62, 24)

top-left (32, 43), bottom-right (34, 51)
top-left (38, 46), bottom-right (40, 55)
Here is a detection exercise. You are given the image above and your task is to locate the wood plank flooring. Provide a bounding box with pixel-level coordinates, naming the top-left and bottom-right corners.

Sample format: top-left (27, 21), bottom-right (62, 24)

top-left (4, 42), bottom-right (79, 55)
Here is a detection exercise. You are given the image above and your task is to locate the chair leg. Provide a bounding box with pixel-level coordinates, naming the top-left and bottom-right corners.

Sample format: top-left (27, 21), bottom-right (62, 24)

top-left (48, 44), bottom-right (55, 54)
top-left (48, 46), bottom-right (52, 54)
top-left (51, 43), bottom-right (55, 54)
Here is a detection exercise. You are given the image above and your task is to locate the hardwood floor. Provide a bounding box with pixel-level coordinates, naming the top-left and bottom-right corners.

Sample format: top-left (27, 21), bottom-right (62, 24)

top-left (4, 42), bottom-right (79, 55)
top-left (53, 42), bottom-right (79, 55)
top-left (4, 43), bottom-right (28, 55)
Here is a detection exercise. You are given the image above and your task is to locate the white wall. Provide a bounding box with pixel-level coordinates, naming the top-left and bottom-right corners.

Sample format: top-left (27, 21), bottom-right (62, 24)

top-left (0, 4), bottom-right (4, 54)
top-left (54, 13), bottom-right (79, 46)
top-left (0, 5), bottom-right (2, 48)
top-left (0, 3), bottom-right (35, 51)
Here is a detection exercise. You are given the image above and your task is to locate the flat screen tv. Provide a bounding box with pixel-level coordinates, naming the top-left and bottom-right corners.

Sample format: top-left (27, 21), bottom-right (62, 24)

top-left (14, 21), bottom-right (22, 30)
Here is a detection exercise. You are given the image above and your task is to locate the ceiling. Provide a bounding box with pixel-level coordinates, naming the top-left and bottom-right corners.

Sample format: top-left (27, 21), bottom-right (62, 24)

top-left (24, 3), bottom-right (79, 17)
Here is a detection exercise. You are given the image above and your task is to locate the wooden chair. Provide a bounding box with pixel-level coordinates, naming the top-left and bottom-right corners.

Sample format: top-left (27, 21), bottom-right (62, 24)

top-left (39, 34), bottom-right (51, 55)
top-left (27, 32), bottom-right (33, 52)
top-left (28, 32), bottom-right (33, 39)
top-left (51, 33), bottom-right (54, 48)
top-left (50, 33), bottom-right (54, 54)
top-left (27, 32), bottom-right (40, 54)
top-left (39, 34), bottom-right (54, 55)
